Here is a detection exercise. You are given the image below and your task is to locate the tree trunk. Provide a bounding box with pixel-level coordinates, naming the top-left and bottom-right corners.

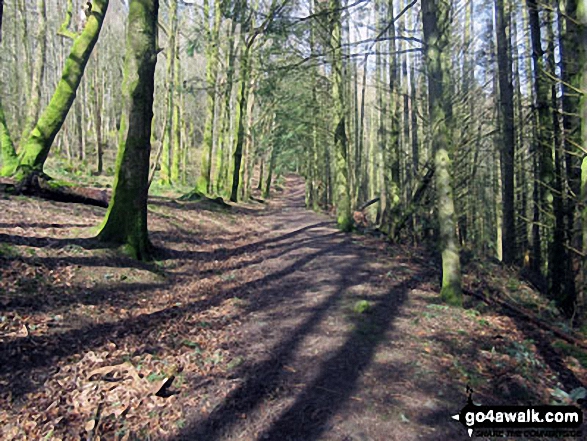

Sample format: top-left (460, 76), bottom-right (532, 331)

top-left (4, 0), bottom-right (109, 179)
top-left (545, 6), bottom-right (574, 313)
top-left (215, 18), bottom-right (238, 195)
top-left (170, 31), bottom-right (182, 184)
top-left (229, 41), bottom-right (251, 203)
top-left (196, 0), bottom-right (221, 194)
top-left (495, 0), bottom-right (516, 264)
top-left (0, 97), bottom-right (17, 174)
top-left (580, 0), bottom-right (587, 319)
top-left (386, 0), bottom-right (401, 236)
top-left (422, 0), bottom-right (462, 306)
top-left (20, 0), bottom-right (47, 144)
top-left (527, 0), bottom-right (554, 274)
top-left (91, 55), bottom-right (104, 175)
top-left (330, 0), bottom-right (352, 231)
top-left (160, 0), bottom-right (177, 186)
top-left (263, 136), bottom-right (278, 199)
top-left (97, 0), bottom-right (158, 261)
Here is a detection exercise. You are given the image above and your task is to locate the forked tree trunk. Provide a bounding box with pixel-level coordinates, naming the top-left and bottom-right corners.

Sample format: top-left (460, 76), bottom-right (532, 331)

top-left (97, 0), bottom-right (158, 261)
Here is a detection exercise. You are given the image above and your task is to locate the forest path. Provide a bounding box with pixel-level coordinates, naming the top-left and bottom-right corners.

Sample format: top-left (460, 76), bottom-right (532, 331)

top-left (172, 175), bottom-right (463, 440)
top-left (3, 176), bottom-right (573, 441)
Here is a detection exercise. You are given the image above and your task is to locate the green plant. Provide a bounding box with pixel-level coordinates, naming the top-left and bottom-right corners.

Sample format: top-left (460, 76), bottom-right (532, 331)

top-left (353, 300), bottom-right (372, 314)
top-left (506, 278), bottom-right (520, 292)
top-left (0, 243), bottom-right (18, 258)
top-left (146, 372), bottom-right (167, 383)
top-left (553, 341), bottom-right (587, 368)
top-left (227, 356), bottom-right (244, 370)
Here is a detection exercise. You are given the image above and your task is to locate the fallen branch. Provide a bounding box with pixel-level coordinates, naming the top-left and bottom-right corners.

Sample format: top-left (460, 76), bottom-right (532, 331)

top-left (358, 197), bottom-right (380, 211)
top-left (0, 174), bottom-right (109, 208)
top-left (393, 164), bottom-right (435, 240)
top-left (463, 287), bottom-right (587, 350)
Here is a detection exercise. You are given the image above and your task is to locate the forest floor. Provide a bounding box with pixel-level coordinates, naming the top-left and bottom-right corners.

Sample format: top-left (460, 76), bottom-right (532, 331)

top-left (0, 175), bottom-right (586, 441)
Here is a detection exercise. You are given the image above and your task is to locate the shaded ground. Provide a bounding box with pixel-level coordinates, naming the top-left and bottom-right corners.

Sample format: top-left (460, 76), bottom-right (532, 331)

top-left (0, 176), bottom-right (585, 440)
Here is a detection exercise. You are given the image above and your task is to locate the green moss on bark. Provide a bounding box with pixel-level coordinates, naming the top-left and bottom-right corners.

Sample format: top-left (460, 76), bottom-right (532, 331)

top-left (0, 97), bottom-right (17, 176)
top-left (422, 0), bottom-right (462, 307)
top-left (13, 0), bottom-right (108, 177)
top-left (330, 0), bottom-right (352, 232)
top-left (96, 0), bottom-right (158, 261)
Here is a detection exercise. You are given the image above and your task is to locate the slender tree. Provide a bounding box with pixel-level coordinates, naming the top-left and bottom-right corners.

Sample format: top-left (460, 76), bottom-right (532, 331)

top-left (495, 0), bottom-right (516, 264)
top-left (160, 0), bottom-right (178, 186)
top-left (195, 0), bottom-right (222, 194)
top-left (20, 0), bottom-right (47, 144)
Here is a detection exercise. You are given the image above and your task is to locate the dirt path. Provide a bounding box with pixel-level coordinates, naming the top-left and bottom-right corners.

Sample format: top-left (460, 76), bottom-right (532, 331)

top-left (1, 176), bottom-right (583, 441)
top-left (169, 177), bottom-right (462, 441)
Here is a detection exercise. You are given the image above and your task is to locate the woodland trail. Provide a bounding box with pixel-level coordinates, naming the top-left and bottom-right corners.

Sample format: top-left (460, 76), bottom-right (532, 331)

top-left (1, 176), bottom-right (581, 441)
top-left (171, 175), bottom-right (464, 440)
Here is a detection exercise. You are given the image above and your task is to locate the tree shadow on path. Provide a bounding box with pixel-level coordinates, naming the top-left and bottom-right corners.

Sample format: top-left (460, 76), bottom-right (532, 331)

top-left (172, 253), bottom-right (426, 441)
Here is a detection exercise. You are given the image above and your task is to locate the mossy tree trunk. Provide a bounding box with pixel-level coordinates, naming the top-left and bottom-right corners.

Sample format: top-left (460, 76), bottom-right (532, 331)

top-left (329, 0), bottom-right (352, 231)
top-left (386, 0), bottom-right (401, 236)
top-left (0, 1), bottom-right (14, 168)
top-left (2, 0), bottom-right (109, 179)
top-left (215, 17), bottom-right (238, 195)
top-left (170, 31), bottom-right (182, 184)
top-left (263, 133), bottom-right (278, 199)
top-left (90, 52), bottom-right (104, 175)
top-left (20, 0), bottom-right (47, 144)
top-left (159, 0), bottom-right (178, 186)
top-left (229, 40), bottom-right (252, 203)
top-left (196, 0), bottom-right (221, 194)
top-left (421, 0), bottom-right (462, 306)
top-left (0, 97), bottom-right (17, 175)
top-left (97, 0), bottom-right (158, 261)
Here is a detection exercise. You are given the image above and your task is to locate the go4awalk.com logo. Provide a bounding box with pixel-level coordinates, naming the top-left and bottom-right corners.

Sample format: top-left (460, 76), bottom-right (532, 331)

top-left (451, 387), bottom-right (584, 438)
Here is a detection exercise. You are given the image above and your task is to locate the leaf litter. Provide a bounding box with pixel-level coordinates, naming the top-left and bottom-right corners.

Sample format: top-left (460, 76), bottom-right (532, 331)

top-left (0, 178), bottom-right (585, 440)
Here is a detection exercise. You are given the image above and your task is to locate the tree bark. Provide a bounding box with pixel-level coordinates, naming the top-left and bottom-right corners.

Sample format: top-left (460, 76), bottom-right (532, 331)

top-left (20, 0), bottom-right (47, 144)
top-left (229, 37), bottom-right (252, 203)
top-left (97, 0), bottom-right (158, 261)
top-left (330, 0), bottom-right (352, 231)
top-left (196, 0), bottom-right (221, 194)
top-left (422, 0), bottom-right (462, 306)
top-left (495, 0), bottom-right (516, 264)
top-left (159, 0), bottom-right (178, 186)
top-left (4, 0), bottom-right (109, 179)
top-left (170, 31), bottom-right (182, 184)
top-left (526, 0), bottom-right (554, 274)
